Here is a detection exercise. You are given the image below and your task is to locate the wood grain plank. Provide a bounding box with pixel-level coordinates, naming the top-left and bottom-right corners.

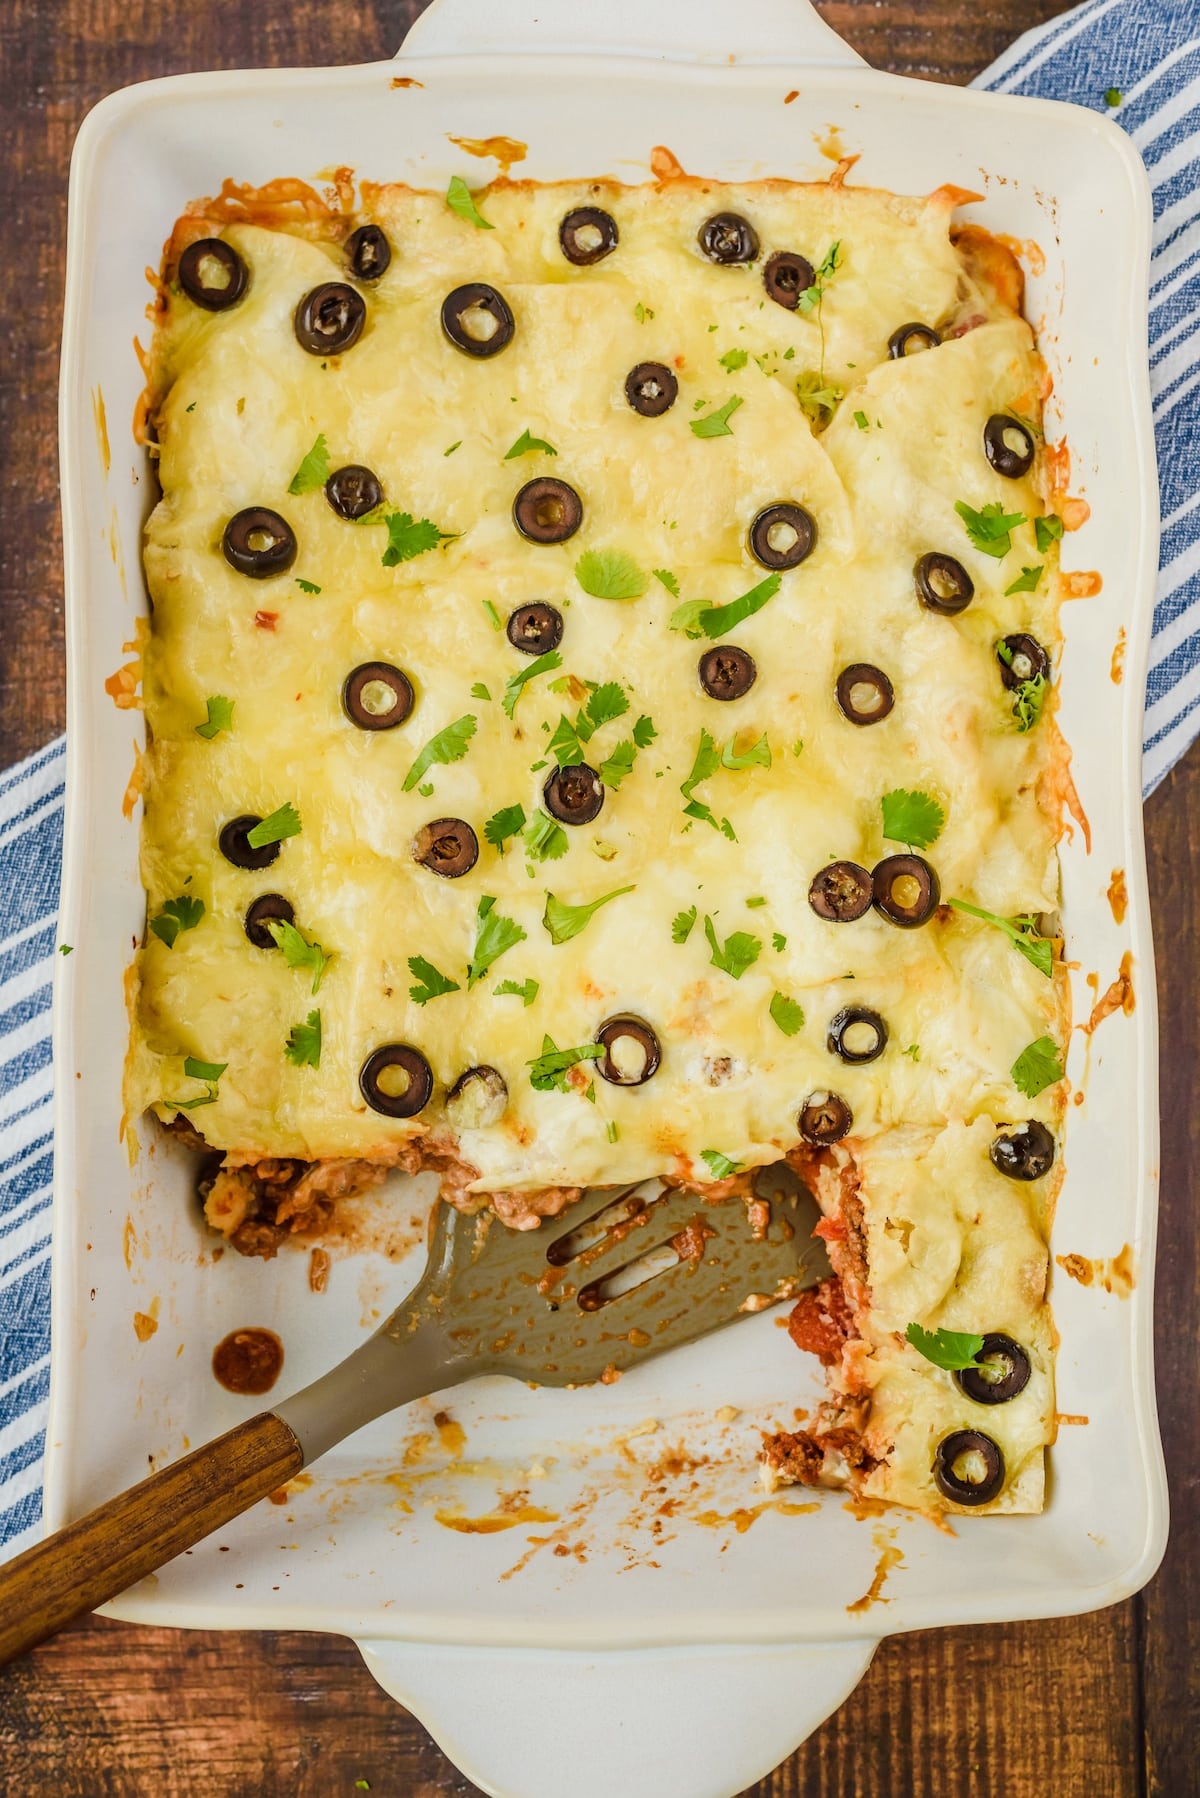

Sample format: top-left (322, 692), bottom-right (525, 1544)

top-left (0, 0), bottom-right (1181, 1794)
top-left (1140, 750), bottom-right (1200, 1798)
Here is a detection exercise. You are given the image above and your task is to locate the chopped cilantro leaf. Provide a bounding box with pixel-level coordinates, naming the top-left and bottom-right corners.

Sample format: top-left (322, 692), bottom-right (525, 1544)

top-left (381, 511), bottom-right (456, 567)
top-left (704, 915), bottom-right (761, 980)
top-left (468, 895), bottom-right (526, 987)
top-left (295, 578), bottom-right (322, 594)
top-left (679, 729), bottom-right (736, 839)
top-left (195, 696), bottom-right (234, 740)
top-left (1011, 1035), bottom-right (1064, 1098)
top-left (58, 944), bottom-right (72, 955)
top-left (690, 395), bottom-right (744, 438)
top-left (173, 1055), bottom-right (226, 1109)
top-left (880, 788), bottom-right (945, 851)
top-left (672, 572), bottom-right (782, 642)
top-left (408, 955), bottom-right (461, 1005)
top-left (543, 885), bottom-right (635, 945)
top-left (634, 302), bottom-right (654, 323)
top-left (1035, 514), bottom-right (1064, 554)
top-left (482, 599), bottom-right (502, 631)
top-left (246, 803), bottom-right (301, 849)
top-left (795, 372), bottom-right (843, 428)
top-left (470, 682), bottom-right (492, 701)
top-left (906, 1323), bottom-right (985, 1371)
top-left (285, 1009), bottom-right (322, 1069)
top-left (485, 803), bottom-right (527, 853)
top-left (853, 410), bottom-right (869, 430)
top-left (672, 906), bottom-right (697, 943)
top-left (402, 715), bottom-right (476, 793)
top-left (524, 808), bottom-right (568, 862)
top-left (587, 682), bottom-right (630, 729)
top-left (653, 567), bottom-right (681, 597)
top-left (772, 931), bottom-right (787, 952)
top-left (1012, 673), bottom-right (1048, 733)
top-left (287, 434), bottom-right (330, 495)
top-left (947, 898), bottom-right (1053, 978)
top-left (1005, 565), bottom-right (1043, 595)
top-left (505, 428), bottom-right (557, 460)
top-left (746, 896), bottom-right (767, 909)
top-left (955, 499), bottom-right (1027, 559)
top-left (903, 1043), bottom-right (921, 1062)
top-left (575, 549), bottom-right (648, 601)
top-left (527, 1035), bottom-right (604, 1092)
top-left (446, 174), bottom-right (493, 229)
top-left (598, 739), bottom-right (637, 789)
top-left (719, 348), bottom-right (749, 372)
top-left (769, 991), bottom-right (804, 1036)
top-left (1104, 86), bottom-right (1122, 107)
top-left (149, 894), bottom-right (205, 949)
top-left (502, 649), bottom-right (563, 718)
top-left (266, 919), bottom-right (330, 994)
top-left (721, 731), bottom-right (771, 771)
top-left (418, 782), bottom-right (434, 798)
top-left (632, 714), bottom-right (657, 749)
top-left (700, 1149), bottom-right (743, 1179)
top-left (495, 977), bottom-right (538, 1006)
top-left (444, 441), bottom-right (462, 457)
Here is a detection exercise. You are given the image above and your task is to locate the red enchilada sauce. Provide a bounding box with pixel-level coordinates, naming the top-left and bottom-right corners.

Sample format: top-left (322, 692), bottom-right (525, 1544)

top-left (212, 1327), bottom-right (283, 1395)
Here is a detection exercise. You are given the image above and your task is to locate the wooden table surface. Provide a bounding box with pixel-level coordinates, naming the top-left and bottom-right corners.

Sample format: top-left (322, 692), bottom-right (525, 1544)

top-left (1, 1), bottom-right (1195, 1792)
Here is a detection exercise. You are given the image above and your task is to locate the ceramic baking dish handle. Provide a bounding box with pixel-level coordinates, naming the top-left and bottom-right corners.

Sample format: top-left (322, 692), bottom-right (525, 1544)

top-left (398, 0), bottom-right (866, 67)
top-left (357, 1636), bottom-right (878, 1797)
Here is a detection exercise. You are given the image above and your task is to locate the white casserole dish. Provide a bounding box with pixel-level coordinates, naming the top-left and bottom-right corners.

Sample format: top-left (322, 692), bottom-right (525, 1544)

top-left (50, 1), bottom-right (1167, 1792)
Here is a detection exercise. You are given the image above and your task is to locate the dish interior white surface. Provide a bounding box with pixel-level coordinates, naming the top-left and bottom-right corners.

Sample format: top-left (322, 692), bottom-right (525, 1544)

top-left (52, 49), bottom-right (1164, 1649)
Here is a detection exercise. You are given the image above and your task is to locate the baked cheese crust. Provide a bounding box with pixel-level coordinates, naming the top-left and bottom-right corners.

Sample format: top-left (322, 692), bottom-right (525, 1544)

top-left (128, 172), bottom-right (1067, 1514)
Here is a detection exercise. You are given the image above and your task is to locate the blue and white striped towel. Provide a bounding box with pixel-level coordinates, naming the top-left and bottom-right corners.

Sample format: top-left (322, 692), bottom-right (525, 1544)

top-left (2, 0), bottom-right (1199, 1558)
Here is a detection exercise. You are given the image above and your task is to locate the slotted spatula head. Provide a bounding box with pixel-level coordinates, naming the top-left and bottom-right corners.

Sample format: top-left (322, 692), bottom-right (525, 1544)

top-left (382, 1162), bottom-right (830, 1387)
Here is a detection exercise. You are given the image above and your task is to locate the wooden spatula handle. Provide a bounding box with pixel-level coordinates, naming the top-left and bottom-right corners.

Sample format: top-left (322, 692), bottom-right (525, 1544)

top-left (0, 1412), bottom-right (302, 1665)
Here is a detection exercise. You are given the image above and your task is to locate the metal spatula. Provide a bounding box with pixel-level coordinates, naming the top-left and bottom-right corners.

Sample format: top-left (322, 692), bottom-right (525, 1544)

top-left (0, 1166), bottom-right (826, 1665)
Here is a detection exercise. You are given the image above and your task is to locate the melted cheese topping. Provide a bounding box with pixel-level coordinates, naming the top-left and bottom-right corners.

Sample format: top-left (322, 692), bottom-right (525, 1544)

top-left (129, 175), bottom-right (1067, 1512)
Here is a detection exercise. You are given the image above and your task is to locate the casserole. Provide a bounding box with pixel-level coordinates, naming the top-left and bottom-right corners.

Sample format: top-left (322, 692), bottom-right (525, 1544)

top-left (52, 0), bottom-right (1166, 1791)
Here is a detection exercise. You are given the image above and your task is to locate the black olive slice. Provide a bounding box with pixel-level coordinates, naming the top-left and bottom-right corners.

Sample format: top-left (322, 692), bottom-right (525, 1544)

top-left (219, 815), bottom-right (281, 872)
top-left (888, 322), bottom-right (940, 358)
top-left (955, 1333), bottom-right (1032, 1406)
top-left (808, 861), bottom-right (873, 923)
top-left (625, 362), bottom-right (678, 418)
top-left (544, 764), bottom-right (603, 825)
top-left (872, 854), bottom-right (940, 928)
top-left (359, 1044), bottom-right (433, 1119)
top-left (513, 478), bottom-right (583, 544)
top-left (989, 1120), bottom-right (1055, 1181)
top-left (984, 413), bottom-right (1035, 479)
top-left (698, 212), bottom-right (760, 265)
top-left (798, 1090), bottom-right (853, 1145)
top-left (446, 1065), bottom-right (509, 1128)
top-left (325, 465), bottom-right (383, 521)
top-left (595, 1015), bottom-right (661, 1086)
top-left (342, 662), bottom-right (414, 731)
top-left (244, 893), bottom-right (295, 949)
top-left (222, 507), bottom-right (297, 579)
top-left (699, 646), bottom-right (757, 701)
top-left (413, 818), bottom-right (479, 879)
top-left (294, 282), bottom-right (367, 356)
top-left (346, 223), bottom-right (391, 282)
top-left (763, 250), bottom-right (815, 310)
top-left (836, 663), bottom-right (894, 725)
top-left (559, 207), bottom-right (619, 266)
top-left (997, 633), bottom-right (1050, 690)
top-left (914, 551), bottom-right (974, 616)
top-left (749, 503), bottom-right (816, 571)
top-left (827, 1006), bottom-right (888, 1065)
top-left (506, 603), bottom-right (563, 657)
top-left (441, 282), bottom-right (515, 358)
top-left (933, 1429), bottom-right (1005, 1506)
top-left (178, 238), bottom-right (249, 312)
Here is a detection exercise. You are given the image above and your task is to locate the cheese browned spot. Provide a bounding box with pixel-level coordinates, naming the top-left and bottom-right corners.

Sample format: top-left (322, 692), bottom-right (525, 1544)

top-left (129, 173), bottom-right (1066, 1514)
